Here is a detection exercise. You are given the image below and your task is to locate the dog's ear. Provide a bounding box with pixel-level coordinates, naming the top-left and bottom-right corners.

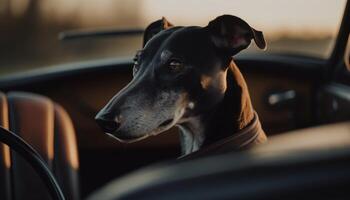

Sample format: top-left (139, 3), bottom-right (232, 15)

top-left (143, 17), bottom-right (174, 47)
top-left (206, 15), bottom-right (266, 54)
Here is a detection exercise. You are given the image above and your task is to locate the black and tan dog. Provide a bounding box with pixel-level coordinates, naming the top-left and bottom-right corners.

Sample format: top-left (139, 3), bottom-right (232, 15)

top-left (95, 15), bottom-right (267, 157)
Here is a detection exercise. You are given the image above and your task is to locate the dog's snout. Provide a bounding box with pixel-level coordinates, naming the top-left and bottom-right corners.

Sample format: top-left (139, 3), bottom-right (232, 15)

top-left (95, 117), bottom-right (121, 133)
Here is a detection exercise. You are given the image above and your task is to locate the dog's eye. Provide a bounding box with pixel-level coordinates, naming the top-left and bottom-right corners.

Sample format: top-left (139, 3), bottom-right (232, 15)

top-left (168, 60), bottom-right (183, 72)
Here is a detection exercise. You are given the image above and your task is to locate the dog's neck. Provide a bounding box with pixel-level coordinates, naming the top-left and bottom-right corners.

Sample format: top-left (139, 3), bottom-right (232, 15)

top-left (177, 61), bottom-right (254, 155)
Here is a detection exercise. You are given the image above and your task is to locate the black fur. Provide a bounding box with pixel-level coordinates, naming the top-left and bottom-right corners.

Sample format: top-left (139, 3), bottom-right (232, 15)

top-left (95, 15), bottom-right (267, 154)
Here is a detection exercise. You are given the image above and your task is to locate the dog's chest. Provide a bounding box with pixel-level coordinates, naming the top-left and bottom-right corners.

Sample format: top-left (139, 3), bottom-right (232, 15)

top-left (177, 119), bottom-right (205, 155)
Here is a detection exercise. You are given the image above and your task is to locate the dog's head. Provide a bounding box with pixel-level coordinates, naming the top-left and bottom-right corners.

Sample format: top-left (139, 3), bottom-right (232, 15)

top-left (95, 15), bottom-right (266, 142)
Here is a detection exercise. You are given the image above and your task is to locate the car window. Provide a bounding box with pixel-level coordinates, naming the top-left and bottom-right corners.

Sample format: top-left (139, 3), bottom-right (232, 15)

top-left (0, 0), bottom-right (347, 76)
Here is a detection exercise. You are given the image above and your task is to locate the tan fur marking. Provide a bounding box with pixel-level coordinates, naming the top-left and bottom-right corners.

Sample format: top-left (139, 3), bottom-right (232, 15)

top-left (200, 70), bottom-right (228, 94)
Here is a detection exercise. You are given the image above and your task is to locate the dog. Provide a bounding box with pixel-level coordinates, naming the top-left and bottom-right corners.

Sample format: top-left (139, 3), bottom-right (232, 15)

top-left (95, 15), bottom-right (267, 157)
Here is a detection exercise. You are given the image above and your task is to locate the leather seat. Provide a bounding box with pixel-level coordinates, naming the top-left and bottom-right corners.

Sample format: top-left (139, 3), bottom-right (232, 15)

top-left (345, 35), bottom-right (350, 70)
top-left (0, 91), bottom-right (79, 200)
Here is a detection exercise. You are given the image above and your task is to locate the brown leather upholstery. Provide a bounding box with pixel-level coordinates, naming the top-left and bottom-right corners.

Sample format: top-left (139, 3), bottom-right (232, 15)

top-left (0, 91), bottom-right (79, 200)
top-left (345, 35), bottom-right (350, 71)
top-left (0, 92), bottom-right (11, 200)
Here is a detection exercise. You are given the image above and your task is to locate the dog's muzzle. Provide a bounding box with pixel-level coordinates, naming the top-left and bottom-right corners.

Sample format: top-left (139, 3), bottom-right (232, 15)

top-left (95, 112), bottom-right (147, 142)
top-left (95, 109), bottom-right (122, 133)
top-left (95, 117), bottom-right (120, 133)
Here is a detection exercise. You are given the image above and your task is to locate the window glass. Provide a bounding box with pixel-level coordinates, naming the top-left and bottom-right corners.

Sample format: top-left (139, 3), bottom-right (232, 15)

top-left (0, 0), bottom-right (346, 75)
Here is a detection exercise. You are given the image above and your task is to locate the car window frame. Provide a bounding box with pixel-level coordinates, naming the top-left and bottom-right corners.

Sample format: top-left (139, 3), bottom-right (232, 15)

top-left (329, 0), bottom-right (350, 76)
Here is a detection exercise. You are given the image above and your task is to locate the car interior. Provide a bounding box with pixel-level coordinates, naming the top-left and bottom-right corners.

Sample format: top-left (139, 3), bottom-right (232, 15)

top-left (0, 0), bottom-right (350, 199)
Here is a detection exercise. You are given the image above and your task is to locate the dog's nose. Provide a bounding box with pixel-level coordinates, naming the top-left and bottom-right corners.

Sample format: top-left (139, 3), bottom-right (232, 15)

top-left (95, 117), bottom-right (121, 133)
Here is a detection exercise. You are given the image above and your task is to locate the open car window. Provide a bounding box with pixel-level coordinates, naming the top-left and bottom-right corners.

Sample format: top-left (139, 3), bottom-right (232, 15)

top-left (0, 0), bottom-right (347, 76)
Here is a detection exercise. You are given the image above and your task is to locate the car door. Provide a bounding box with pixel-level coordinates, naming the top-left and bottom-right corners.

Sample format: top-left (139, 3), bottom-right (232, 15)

top-left (315, 1), bottom-right (350, 124)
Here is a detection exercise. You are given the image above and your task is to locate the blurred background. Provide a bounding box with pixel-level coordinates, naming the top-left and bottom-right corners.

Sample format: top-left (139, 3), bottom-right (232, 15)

top-left (0, 0), bottom-right (346, 75)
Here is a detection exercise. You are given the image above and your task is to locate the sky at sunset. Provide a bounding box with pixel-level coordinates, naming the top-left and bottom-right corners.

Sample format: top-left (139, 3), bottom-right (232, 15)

top-left (141, 0), bottom-right (346, 36)
top-left (2, 0), bottom-right (346, 37)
